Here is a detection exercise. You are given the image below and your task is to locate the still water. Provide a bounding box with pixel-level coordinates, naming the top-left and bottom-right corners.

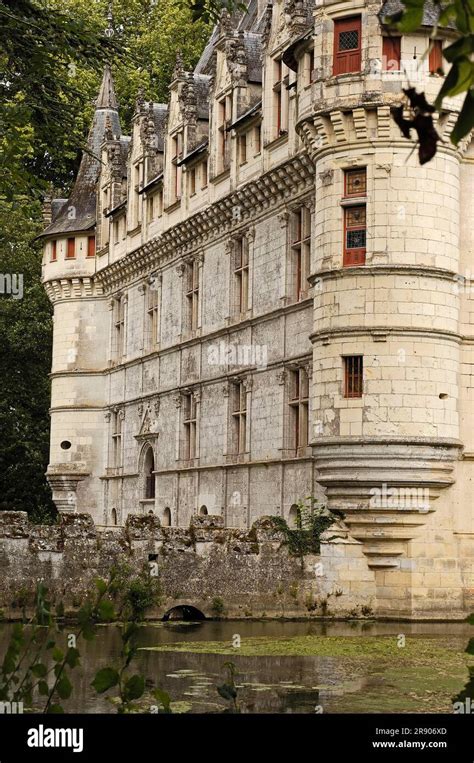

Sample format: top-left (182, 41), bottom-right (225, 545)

top-left (1, 620), bottom-right (472, 714)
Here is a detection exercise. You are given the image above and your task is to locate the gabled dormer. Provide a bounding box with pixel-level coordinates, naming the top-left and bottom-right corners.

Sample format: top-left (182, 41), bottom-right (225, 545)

top-left (261, 0), bottom-right (312, 157)
top-left (208, 13), bottom-right (263, 187)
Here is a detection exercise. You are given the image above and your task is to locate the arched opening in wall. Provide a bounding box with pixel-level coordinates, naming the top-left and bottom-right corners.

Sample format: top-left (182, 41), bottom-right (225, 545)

top-left (199, 505), bottom-right (208, 516)
top-left (288, 504), bottom-right (300, 529)
top-left (162, 507), bottom-right (171, 527)
top-left (111, 508), bottom-right (117, 526)
top-left (162, 605), bottom-right (206, 622)
top-left (144, 446), bottom-right (155, 499)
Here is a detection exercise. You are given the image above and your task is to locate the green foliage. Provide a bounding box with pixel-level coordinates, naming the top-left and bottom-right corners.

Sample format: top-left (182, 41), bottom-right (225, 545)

top-left (0, 564), bottom-right (165, 713)
top-left (211, 596), bottom-right (225, 616)
top-left (0, 0), bottom-right (210, 517)
top-left (270, 497), bottom-right (344, 558)
top-left (387, 0), bottom-right (474, 147)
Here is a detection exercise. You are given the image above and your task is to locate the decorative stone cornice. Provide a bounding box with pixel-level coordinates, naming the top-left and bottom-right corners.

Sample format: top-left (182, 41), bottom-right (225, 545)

top-left (97, 152), bottom-right (314, 293)
top-left (43, 276), bottom-right (104, 304)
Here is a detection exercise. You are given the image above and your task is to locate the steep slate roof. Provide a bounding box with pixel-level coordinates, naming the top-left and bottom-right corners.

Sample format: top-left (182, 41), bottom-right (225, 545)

top-left (194, 74), bottom-right (211, 120)
top-left (244, 33), bottom-right (263, 83)
top-left (150, 104), bottom-right (168, 152)
top-left (40, 66), bottom-right (122, 238)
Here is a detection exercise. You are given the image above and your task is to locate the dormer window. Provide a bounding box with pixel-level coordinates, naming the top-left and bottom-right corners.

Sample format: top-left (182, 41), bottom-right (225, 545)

top-left (238, 133), bottom-right (247, 166)
top-left (218, 95), bottom-right (231, 173)
top-left (171, 130), bottom-right (183, 201)
top-left (333, 17), bottom-right (362, 75)
top-left (273, 59), bottom-right (288, 137)
top-left (201, 160), bottom-right (208, 189)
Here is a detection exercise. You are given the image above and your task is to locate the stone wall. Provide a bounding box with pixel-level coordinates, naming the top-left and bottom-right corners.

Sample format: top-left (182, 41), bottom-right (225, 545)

top-left (0, 512), bottom-right (375, 620)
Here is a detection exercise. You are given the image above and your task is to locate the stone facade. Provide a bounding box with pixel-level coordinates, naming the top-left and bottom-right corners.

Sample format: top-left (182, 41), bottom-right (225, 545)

top-left (38, 0), bottom-right (474, 618)
top-left (0, 512), bottom-right (375, 620)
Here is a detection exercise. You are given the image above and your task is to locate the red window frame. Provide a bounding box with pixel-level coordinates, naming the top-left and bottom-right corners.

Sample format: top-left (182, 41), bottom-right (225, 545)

top-left (343, 206), bottom-right (366, 266)
top-left (344, 167), bottom-right (367, 198)
top-left (66, 237), bottom-right (75, 259)
top-left (87, 236), bottom-right (96, 258)
top-left (382, 36), bottom-right (401, 71)
top-left (344, 356), bottom-right (363, 398)
top-left (333, 16), bottom-right (362, 76)
top-left (51, 240), bottom-right (57, 262)
top-left (429, 39), bottom-right (443, 74)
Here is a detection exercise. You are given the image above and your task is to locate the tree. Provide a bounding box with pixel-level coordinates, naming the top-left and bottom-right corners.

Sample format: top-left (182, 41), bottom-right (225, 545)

top-left (0, 0), bottom-right (210, 518)
top-left (386, 0), bottom-right (474, 148)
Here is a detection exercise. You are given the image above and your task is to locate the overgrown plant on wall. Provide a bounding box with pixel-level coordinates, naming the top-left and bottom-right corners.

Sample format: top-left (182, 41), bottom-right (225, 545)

top-left (270, 497), bottom-right (344, 560)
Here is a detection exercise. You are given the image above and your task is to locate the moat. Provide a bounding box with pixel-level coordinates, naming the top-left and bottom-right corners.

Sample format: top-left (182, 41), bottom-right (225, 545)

top-left (1, 620), bottom-right (473, 714)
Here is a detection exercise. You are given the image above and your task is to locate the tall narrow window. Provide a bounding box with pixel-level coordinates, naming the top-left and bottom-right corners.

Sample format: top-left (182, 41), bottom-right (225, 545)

top-left (254, 124), bottom-right (261, 155)
top-left (189, 167), bottom-right (196, 196)
top-left (344, 206), bottom-right (366, 266)
top-left (147, 283), bottom-right (159, 349)
top-left (343, 168), bottom-right (366, 266)
top-left (232, 381), bottom-right (247, 454)
top-left (238, 133), bottom-right (247, 165)
top-left (429, 39), bottom-right (443, 74)
top-left (186, 259), bottom-right (200, 331)
top-left (333, 16), bottom-right (362, 75)
top-left (51, 240), bottom-right (57, 262)
top-left (291, 206), bottom-right (311, 300)
top-left (290, 367), bottom-right (309, 451)
top-left (302, 49), bottom-right (315, 85)
top-left (218, 95), bottom-right (231, 172)
top-left (234, 237), bottom-right (249, 314)
top-left (144, 447), bottom-right (155, 499)
top-left (66, 238), bottom-right (75, 259)
top-left (273, 59), bottom-right (288, 136)
top-left (112, 411), bottom-right (122, 468)
top-left (201, 160), bottom-right (208, 189)
top-left (183, 393), bottom-right (197, 459)
top-left (87, 236), bottom-right (96, 258)
top-left (114, 296), bottom-right (125, 359)
top-left (344, 356), bottom-right (363, 398)
top-left (171, 131), bottom-right (183, 200)
top-left (382, 36), bottom-right (401, 71)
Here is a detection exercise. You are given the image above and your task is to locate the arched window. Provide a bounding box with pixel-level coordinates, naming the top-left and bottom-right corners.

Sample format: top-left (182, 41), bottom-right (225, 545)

top-left (288, 504), bottom-right (300, 528)
top-left (111, 508), bottom-right (117, 526)
top-left (144, 446), bottom-right (155, 499)
top-left (162, 507), bottom-right (171, 527)
top-left (199, 505), bottom-right (208, 516)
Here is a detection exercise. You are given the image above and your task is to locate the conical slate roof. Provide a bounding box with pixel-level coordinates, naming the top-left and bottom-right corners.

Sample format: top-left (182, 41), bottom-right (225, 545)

top-left (40, 66), bottom-right (122, 238)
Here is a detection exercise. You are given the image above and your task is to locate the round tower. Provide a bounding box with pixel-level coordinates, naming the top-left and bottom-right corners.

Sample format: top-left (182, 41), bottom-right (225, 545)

top-left (295, 1), bottom-right (468, 616)
top-left (39, 67), bottom-right (122, 519)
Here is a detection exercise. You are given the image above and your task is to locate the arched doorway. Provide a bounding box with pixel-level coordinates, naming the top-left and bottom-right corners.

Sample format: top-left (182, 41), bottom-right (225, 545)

top-left (288, 504), bottom-right (300, 528)
top-left (199, 505), bottom-right (208, 516)
top-left (111, 508), bottom-right (117, 526)
top-left (144, 446), bottom-right (155, 499)
top-left (162, 507), bottom-right (171, 527)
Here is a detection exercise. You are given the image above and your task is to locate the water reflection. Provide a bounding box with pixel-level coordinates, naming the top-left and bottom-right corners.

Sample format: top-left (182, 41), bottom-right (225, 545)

top-left (0, 620), bottom-right (471, 714)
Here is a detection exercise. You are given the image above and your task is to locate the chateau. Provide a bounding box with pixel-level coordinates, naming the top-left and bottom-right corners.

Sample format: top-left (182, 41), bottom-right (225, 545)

top-left (39, 0), bottom-right (474, 617)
